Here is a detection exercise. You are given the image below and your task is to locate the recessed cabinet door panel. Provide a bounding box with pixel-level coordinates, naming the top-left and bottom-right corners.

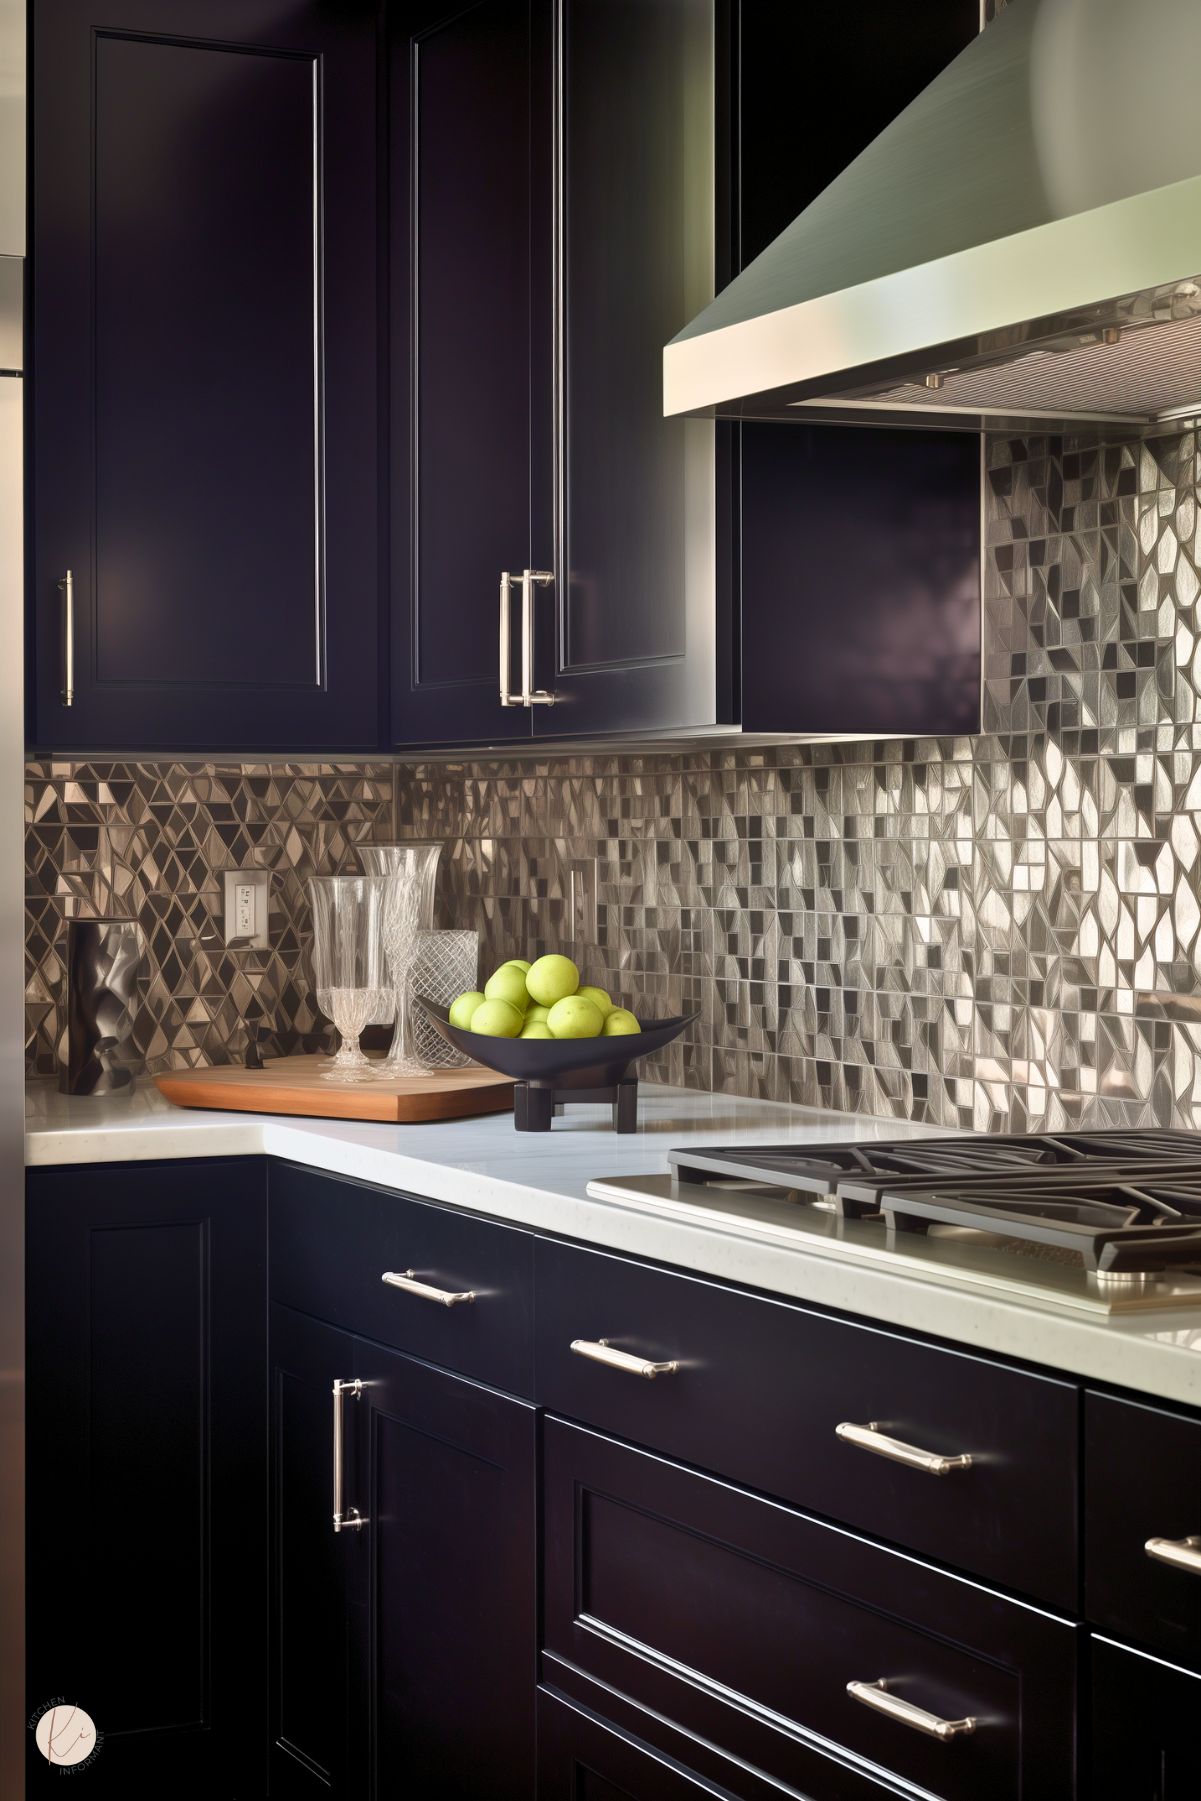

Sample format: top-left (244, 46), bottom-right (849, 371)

top-left (32, 0), bottom-right (380, 751)
top-left (538, 0), bottom-right (716, 737)
top-left (390, 0), bottom-right (545, 746)
top-left (26, 1160), bottom-right (268, 1799)
top-left (270, 1305), bottom-right (356, 1799)
top-left (352, 1339), bottom-right (537, 1797)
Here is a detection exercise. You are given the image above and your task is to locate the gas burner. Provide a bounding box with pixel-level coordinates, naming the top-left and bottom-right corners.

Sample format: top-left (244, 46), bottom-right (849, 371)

top-left (663, 1129), bottom-right (1201, 1305)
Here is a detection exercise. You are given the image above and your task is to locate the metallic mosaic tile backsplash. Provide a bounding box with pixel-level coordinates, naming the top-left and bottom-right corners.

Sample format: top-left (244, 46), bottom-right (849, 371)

top-left (25, 430), bottom-right (1201, 1130)
top-left (25, 765), bottom-right (395, 1075)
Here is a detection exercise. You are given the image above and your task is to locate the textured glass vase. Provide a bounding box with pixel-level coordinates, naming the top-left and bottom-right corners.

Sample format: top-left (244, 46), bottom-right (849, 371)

top-left (408, 930), bottom-right (479, 1070)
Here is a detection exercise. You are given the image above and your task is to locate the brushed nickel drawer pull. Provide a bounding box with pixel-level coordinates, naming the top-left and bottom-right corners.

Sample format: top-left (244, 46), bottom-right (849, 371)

top-left (570, 1338), bottom-right (679, 1379)
top-left (332, 1377), bottom-right (364, 1535)
top-left (836, 1420), bottom-right (972, 1476)
top-left (1145, 1534), bottom-right (1201, 1574)
top-left (847, 1679), bottom-right (976, 1742)
top-left (382, 1269), bottom-right (476, 1308)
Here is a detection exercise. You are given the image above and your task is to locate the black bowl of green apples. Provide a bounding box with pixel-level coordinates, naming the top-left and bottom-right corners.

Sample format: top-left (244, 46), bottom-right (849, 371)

top-left (418, 954), bottom-right (695, 1087)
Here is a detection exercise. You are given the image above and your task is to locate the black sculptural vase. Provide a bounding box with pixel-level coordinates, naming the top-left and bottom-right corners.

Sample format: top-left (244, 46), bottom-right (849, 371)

top-left (60, 918), bottom-right (142, 1096)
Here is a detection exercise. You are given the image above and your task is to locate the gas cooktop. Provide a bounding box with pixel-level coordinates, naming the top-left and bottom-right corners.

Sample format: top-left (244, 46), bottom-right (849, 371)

top-left (587, 1129), bottom-right (1201, 1316)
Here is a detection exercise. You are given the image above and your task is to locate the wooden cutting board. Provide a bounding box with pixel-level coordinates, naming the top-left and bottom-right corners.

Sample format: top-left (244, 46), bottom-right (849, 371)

top-left (154, 1055), bottom-right (514, 1123)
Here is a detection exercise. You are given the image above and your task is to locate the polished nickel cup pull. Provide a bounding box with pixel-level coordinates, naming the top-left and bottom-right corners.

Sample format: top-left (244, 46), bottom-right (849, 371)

top-left (570, 1338), bottom-right (679, 1379)
top-left (836, 1420), bottom-right (972, 1476)
top-left (332, 1377), bottom-right (364, 1534)
top-left (1145, 1534), bottom-right (1201, 1575)
top-left (847, 1678), bottom-right (976, 1742)
top-left (382, 1269), bottom-right (476, 1307)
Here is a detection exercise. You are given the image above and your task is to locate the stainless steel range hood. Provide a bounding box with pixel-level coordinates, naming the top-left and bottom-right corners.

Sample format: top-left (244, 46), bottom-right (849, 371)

top-left (664, 0), bottom-right (1201, 432)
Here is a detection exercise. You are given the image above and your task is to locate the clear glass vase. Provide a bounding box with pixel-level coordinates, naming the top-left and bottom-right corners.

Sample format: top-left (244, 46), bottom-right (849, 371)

top-left (361, 845), bottom-right (445, 1077)
top-left (308, 875), bottom-right (389, 1083)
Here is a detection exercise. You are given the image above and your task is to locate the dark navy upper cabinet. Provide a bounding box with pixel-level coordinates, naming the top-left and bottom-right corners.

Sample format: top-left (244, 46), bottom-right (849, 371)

top-left (388, 0), bottom-right (550, 746)
top-left (390, 0), bottom-right (720, 748)
top-left (735, 0), bottom-right (983, 739)
top-left (30, 0), bottom-right (383, 753)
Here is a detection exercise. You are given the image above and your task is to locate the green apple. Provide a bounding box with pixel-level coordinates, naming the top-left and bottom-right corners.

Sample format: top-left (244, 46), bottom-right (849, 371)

top-left (448, 990), bottom-right (486, 1030)
top-left (524, 1003), bottom-right (551, 1024)
top-left (577, 984), bottom-right (613, 1019)
top-left (602, 1008), bottom-right (640, 1036)
top-left (469, 998), bottom-right (524, 1038)
top-left (526, 953), bottom-right (580, 1007)
top-left (484, 965), bottom-right (530, 1011)
top-left (547, 995), bottom-right (603, 1039)
top-left (519, 1021), bottom-right (554, 1039)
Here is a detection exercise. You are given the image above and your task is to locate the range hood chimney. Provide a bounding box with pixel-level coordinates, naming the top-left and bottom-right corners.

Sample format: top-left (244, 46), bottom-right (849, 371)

top-left (664, 0), bottom-right (1201, 432)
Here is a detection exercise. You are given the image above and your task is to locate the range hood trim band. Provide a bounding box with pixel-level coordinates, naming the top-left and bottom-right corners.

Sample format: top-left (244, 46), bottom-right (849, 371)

top-left (663, 169), bottom-right (1201, 422)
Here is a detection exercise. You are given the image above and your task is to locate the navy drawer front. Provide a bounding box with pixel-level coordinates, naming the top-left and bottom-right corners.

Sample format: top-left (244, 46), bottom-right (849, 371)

top-left (534, 1238), bottom-right (1079, 1610)
top-left (544, 1419), bottom-right (1077, 1801)
top-left (269, 1162), bottom-right (534, 1396)
top-left (1086, 1392), bottom-right (1201, 1669)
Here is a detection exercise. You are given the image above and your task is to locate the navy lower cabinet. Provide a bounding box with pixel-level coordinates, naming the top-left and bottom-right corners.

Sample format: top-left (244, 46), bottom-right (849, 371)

top-left (269, 1164), bottom-right (538, 1798)
top-left (1089, 1639), bottom-right (1201, 1800)
top-left (543, 1419), bottom-right (1077, 1801)
top-left (268, 1309), bottom-right (538, 1798)
top-left (30, 0), bottom-right (382, 753)
top-left (350, 1337), bottom-right (537, 1797)
top-left (25, 1160), bottom-right (268, 1798)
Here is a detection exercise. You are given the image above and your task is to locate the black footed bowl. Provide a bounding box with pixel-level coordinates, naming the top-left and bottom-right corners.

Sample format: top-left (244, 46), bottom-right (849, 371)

top-left (417, 1001), bottom-right (697, 1089)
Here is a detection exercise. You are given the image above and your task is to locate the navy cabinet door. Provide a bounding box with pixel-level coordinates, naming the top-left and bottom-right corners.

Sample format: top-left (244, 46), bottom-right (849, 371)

top-left (31, 0), bottom-right (382, 753)
top-left (270, 1305), bottom-right (357, 1798)
top-left (25, 1160), bottom-right (268, 1798)
top-left (391, 0), bottom-right (721, 749)
top-left (736, 1), bottom-right (982, 738)
top-left (389, 0), bottom-right (550, 747)
top-left (351, 1337), bottom-right (537, 1796)
top-left (533, 0), bottom-right (718, 740)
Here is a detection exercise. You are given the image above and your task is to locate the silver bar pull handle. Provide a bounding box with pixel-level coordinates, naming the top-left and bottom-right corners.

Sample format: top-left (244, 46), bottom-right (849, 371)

top-left (382, 1269), bottom-right (476, 1308)
top-left (332, 1377), bottom-right (364, 1534)
top-left (836, 1420), bottom-right (972, 1477)
top-left (520, 568), bottom-right (555, 706)
top-left (58, 569), bottom-right (74, 706)
top-left (847, 1679), bottom-right (976, 1742)
top-left (499, 572), bottom-right (520, 707)
top-left (570, 1337), bottom-right (679, 1380)
top-left (1145, 1534), bottom-right (1201, 1575)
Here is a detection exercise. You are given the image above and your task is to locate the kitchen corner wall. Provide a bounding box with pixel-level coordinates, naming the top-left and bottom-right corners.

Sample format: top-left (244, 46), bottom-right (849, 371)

top-left (25, 430), bottom-right (1201, 1131)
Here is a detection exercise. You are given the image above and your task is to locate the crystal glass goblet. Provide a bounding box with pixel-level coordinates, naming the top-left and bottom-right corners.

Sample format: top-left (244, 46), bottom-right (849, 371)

top-left (308, 875), bottom-right (389, 1083)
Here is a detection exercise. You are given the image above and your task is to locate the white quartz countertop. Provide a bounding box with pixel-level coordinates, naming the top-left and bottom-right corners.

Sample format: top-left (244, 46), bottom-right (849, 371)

top-left (26, 1079), bottom-right (1201, 1407)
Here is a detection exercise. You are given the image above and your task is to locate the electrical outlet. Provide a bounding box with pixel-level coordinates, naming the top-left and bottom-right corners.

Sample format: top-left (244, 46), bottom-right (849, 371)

top-left (223, 869), bottom-right (270, 949)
